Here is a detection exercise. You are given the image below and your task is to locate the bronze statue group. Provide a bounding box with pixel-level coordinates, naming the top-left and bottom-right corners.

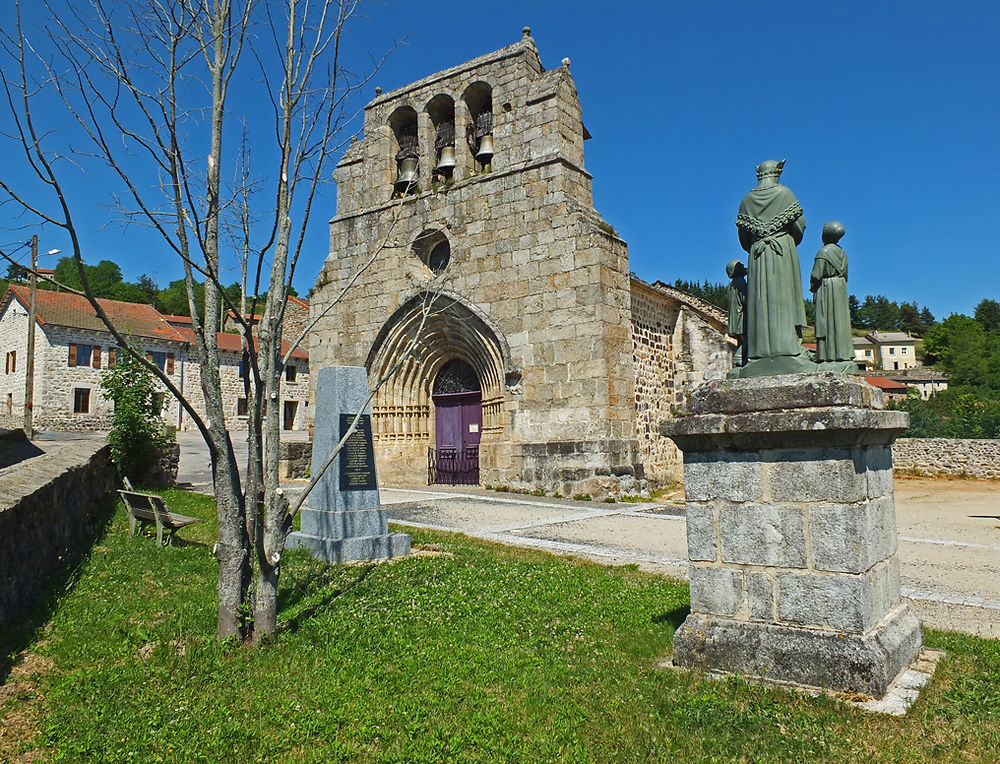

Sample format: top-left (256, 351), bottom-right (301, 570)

top-left (727, 160), bottom-right (857, 378)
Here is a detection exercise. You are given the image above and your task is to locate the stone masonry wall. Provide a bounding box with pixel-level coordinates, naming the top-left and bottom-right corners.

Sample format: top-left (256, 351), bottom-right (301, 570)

top-left (630, 280), bottom-right (731, 486)
top-left (33, 326), bottom-right (182, 433)
top-left (0, 437), bottom-right (117, 628)
top-left (179, 350), bottom-right (310, 432)
top-left (893, 437), bottom-right (1000, 479)
top-left (0, 297), bottom-right (30, 429)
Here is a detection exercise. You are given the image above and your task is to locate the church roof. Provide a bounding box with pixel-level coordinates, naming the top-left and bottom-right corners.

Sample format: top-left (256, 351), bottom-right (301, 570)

top-left (642, 278), bottom-right (728, 327)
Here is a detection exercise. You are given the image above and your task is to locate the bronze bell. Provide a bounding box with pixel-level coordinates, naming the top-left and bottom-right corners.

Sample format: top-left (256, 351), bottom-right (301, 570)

top-left (476, 134), bottom-right (494, 163)
top-left (395, 156), bottom-right (418, 190)
top-left (436, 145), bottom-right (456, 173)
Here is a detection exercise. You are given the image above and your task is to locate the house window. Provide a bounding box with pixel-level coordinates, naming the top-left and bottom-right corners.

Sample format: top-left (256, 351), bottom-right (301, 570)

top-left (901, 347), bottom-right (908, 354)
top-left (237, 397), bottom-right (248, 416)
top-left (285, 365), bottom-right (297, 383)
top-left (865, 350), bottom-right (872, 357)
top-left (6, 393), bottom-right (11, 415)
top-left (5, 351), bottom-right (15, 373)
top-left (69, 344), bottom-right (92, 367)
top-left (109, 347), bottom-right (118, 367)
top-left (889, 347), bottom-right (896, 355)
top-left (148, 351), bottom-right (167, 371)
top-left (239, 357), bottom-right (249, 381)
top-left (73, 388), bottom-right (90, 414)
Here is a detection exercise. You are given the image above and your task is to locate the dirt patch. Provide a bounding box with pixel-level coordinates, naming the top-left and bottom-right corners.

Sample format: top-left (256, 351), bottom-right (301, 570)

top-left (0, 652), bottom-right (54, 762)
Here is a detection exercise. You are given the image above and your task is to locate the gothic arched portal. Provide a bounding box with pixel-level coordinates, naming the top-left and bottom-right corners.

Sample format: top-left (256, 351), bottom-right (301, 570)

top-left (365, 293), bottom-right (507, 469)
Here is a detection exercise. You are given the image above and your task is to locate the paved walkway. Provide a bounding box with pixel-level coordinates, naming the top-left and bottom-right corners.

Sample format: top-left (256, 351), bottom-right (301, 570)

top-left (378, 478), bottom-right (1000, 639)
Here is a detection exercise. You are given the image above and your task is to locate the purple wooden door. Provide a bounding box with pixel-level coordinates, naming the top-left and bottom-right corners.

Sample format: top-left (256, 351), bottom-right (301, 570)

top-left (434, 392), bottom-right (482, 451)
top-left (432, 391), bottom-right (482, 484)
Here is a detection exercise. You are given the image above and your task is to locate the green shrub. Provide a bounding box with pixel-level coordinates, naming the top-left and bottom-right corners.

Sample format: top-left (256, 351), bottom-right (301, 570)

top-left (100, 345), bottom-right (175, 482)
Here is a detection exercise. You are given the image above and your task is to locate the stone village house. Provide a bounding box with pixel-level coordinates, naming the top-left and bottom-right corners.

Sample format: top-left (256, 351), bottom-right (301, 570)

top-left (309, 32), bottom-right (731, 498)
top-left (0, 286), bottom-right (309, 433)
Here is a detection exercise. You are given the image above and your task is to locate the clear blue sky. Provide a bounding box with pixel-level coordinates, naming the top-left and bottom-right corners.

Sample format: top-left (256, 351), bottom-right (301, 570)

top-left (2, 1), bottom-right (998, 320)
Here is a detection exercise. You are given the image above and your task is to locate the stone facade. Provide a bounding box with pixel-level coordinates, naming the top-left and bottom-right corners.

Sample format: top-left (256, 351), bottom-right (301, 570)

top-left (310, 34), bottom-right (730, 497)
top-left (662, 374), bottom-right (922, 697)
top-left (177, 344), bottom-right (310, 432)
top-left (893, 437), bottom-right (1000, 479)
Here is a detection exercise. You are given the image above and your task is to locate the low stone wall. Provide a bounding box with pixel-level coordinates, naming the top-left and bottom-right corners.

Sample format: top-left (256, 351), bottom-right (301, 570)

top-left (893, 438), bottom-right (1000, 479)
top-left (0, 437), bottom-right (117, 629)
top-left (279, 441), bottom-right (312, 480)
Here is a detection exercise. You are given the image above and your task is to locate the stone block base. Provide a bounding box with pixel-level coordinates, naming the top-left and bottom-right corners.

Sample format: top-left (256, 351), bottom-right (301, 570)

top-left (286, 529), bottom-right (411, 563)
top-left (673, 603), bottom-right (923, 697)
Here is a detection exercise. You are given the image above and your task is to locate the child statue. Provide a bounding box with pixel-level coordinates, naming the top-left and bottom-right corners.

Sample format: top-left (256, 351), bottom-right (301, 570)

top-left (726, 259), bottom-right (748, 367)
top-left (810, 221), bottom-right (855, 368)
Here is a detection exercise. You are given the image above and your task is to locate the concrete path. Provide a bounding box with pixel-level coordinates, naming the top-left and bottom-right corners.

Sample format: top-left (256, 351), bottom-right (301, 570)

top-left (176, 430), bottom-right (309, 492)
top-left (380, 478), bottom-right (1000, 639)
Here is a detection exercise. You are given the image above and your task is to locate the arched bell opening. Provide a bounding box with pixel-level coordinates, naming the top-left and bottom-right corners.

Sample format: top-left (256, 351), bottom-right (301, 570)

top-left (388, 106), bottom-right (419, 197)
top-left (426, 94), bottom-right (456, 181)
top-left (430, 358), bottom-right (482, 485)
top-left (366, 292), bottom-right (509, 485)
top-left (463, 82), bottom-right (493, 173)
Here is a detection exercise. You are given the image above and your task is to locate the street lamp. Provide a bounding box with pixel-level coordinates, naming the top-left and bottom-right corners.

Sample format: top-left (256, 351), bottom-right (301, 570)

top-left (24, 236), bottom-right (61, 436)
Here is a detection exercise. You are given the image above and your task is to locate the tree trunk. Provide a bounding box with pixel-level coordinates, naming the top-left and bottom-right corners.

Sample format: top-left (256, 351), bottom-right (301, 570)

top-left (210, 426), bottom-right (252, 639)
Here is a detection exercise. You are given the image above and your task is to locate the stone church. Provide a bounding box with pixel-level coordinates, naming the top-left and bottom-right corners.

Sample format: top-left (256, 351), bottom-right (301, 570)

top-left (309, 30), bottom-right (730, 498)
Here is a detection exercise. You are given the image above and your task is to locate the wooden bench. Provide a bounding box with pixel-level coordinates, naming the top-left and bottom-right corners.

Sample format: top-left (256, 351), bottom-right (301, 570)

top-left (119, 480), bottom-right (204, 547)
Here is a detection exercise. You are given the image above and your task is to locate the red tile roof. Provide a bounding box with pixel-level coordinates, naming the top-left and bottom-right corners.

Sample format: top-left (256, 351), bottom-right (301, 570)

top-left (5, 286), bottom-right (186, 343)
top-left (173, 326), bottom-right (308, 361)
top-left (865, 376), bottom-right (907, 391)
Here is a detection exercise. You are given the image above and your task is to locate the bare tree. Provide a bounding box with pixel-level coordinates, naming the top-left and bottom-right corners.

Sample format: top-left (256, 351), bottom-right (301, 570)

top-left (0, 0), bottom-right (407, 642)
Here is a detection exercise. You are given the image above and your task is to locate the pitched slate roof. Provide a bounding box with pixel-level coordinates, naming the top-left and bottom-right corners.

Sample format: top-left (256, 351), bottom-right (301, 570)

top-left (5, 286), bottom-right (186, 343)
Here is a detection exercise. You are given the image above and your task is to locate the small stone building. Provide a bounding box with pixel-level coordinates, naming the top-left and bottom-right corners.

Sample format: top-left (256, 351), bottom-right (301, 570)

top-left (0, 287), bottom-right (186, 431)
top-left (309, 32), bottom-right (730, 496)
top-left (0, 287), bottom-right (310, 433)
top-left (165, 315), bottom-right (310, 431)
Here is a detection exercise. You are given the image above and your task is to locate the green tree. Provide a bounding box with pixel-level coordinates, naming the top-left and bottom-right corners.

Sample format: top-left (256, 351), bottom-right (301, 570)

top-left (5, 263), bottom-right (28, 281)
top-left (136, 274), bottom-right (159, 304)
top-left (100, 345), bottom-right (175, 482)
top-left (974, 299), bottom-right (1000, 333)
top-left (923, 314), bottom-right (989, 385)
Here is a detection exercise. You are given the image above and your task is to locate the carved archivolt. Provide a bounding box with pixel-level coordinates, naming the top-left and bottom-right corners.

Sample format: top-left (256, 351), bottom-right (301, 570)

top-left (366, 292), bottom-right (507, 442)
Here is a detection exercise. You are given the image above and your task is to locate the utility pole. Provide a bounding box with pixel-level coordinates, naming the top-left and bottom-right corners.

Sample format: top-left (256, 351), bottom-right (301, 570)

top-left (23, 235), bottom-right (37, 436)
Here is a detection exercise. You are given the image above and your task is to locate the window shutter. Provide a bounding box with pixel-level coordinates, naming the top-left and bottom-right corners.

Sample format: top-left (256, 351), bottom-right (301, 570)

top-left (5, 353), bottom-right (8, 374)
top-left (147, 351), bottom-right (154, 364)
top-left (68, 344), bottom-right (77, 367)
top-left (10, 351), bottom-right (14, 373)
top-left (93, 347), bottom-right (102, 369)
top-left (167, 353), bottom-right (175, 374)
top-left (109, 348), bottom-right (117, 367)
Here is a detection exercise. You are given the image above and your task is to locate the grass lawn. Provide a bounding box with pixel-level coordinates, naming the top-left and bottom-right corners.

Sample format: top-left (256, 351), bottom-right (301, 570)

top-left (2, 491), bottom-right (1000, 762)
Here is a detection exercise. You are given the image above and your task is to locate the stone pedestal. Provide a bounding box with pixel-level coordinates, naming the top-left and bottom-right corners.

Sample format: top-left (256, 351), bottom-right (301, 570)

top-left (287, 366), bottom-right (410, 563)
top-left (660, 373), bottom-right (922, 697)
